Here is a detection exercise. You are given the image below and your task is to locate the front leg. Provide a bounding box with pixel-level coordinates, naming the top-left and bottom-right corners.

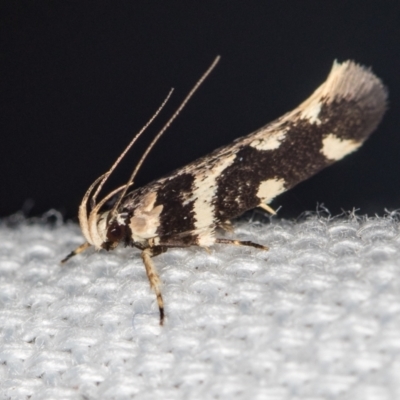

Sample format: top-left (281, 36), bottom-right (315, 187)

top-left (140, 245), bottom-right (167, 325)
top-left (138, 235), bottom-right (199, 325)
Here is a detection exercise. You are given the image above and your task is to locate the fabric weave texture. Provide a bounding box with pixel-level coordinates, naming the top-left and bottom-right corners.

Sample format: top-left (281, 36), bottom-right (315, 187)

top-left (0, 212), bottom-right (400, 400)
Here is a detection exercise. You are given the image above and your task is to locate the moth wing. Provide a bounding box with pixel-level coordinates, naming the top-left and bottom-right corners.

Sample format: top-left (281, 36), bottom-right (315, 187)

top-left (124, 60), bottom-right (387, 242)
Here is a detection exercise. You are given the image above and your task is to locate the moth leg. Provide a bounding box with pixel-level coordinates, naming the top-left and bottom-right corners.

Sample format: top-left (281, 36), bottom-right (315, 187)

top-left (215, 238), bottom-right (269, 251)
top-left (141, 246), bottom-right (167, 325)
top-left (219, 220), bottom-right (235, 233)
top-left (258, 203), bottom-right (277, 215)
top-left (157, 236), bottom-right (198, 248)
top-left (61, 242), bottom-right (91, 264)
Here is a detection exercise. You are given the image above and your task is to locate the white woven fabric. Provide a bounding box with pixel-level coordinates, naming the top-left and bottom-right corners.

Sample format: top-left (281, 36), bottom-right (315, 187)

top-left (1, 212), bottom-right (400, 400)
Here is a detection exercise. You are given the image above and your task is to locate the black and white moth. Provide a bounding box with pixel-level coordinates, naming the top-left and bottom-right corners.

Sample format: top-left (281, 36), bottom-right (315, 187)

top-left (63, 57), bottom-right (387, 324)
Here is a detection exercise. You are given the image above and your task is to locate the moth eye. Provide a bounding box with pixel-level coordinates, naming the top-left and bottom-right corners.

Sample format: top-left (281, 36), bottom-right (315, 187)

top-left (106, 221), bottom-right (126, 243)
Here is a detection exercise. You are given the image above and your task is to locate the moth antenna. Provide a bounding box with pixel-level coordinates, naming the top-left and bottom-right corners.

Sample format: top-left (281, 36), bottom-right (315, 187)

top-left (110, 55), bottom-right (221, 217)
top-left (90, 88), bottom-right (175, 208)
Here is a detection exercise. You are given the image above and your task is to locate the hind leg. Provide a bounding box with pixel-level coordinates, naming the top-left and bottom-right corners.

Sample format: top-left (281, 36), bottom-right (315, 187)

top-left (215, 238), bottom-right (268, 250)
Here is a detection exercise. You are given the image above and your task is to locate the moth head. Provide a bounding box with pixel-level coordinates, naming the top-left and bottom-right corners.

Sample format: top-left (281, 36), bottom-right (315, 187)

top-left (102, 212), bottom-right (131, 250)
top-left (79, 182), bottom-right (162, 250)
top-left (105, 191), bottom-right (164, 248)
top-left (80, 206), bottom-right (130, 250)
top-left (78, 178), bottom-right (130, 250)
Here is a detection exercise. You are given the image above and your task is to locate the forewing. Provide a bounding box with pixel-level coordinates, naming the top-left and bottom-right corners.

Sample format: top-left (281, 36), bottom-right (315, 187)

top-left (122, 60), bottom-right (387, 241)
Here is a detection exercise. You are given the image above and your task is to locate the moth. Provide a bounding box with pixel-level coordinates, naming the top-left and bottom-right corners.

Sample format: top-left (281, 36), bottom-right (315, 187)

top-left (63, 57), bottom-right (387, 324)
